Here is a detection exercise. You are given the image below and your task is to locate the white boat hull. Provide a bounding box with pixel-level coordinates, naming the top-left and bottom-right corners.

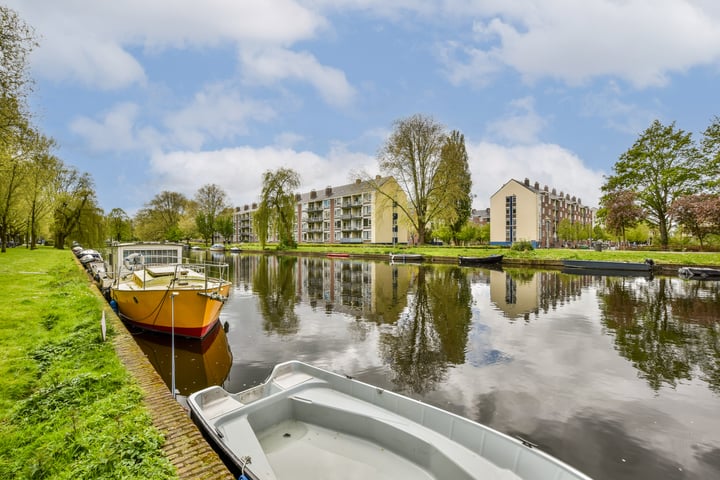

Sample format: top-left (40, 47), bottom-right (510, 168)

top-left (188, 361), bottom-right (592, 480)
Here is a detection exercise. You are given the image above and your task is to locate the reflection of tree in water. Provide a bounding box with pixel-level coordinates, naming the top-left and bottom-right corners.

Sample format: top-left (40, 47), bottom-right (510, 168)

top-left (252, 256), bottom-right (299, 335)
top-left (380, 266), bottom-right (472, 394)
top-left (599, 277), bottom-right (720, 393)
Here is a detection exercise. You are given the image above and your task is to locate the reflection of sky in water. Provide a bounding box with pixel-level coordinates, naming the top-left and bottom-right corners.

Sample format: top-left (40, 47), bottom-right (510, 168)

top-left (465, 317), bottom-right (512, 367)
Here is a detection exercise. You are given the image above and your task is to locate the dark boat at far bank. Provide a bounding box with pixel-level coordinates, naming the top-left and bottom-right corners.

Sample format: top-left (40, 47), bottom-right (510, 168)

top-left (458, 254), bottom-right (504, 266)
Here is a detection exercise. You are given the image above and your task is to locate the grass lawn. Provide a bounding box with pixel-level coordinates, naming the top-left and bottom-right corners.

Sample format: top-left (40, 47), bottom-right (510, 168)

top-left (0, 247), bottom-right (176, 479)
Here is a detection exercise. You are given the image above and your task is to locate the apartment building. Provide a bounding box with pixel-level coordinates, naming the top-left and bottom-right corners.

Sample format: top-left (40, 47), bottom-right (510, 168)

top-left (233, 176), bottom-right (410, 245)
top-left (232, 204), bottom-right (259, 243)
top-left (489, 178), bottom-right (595, 247)
top-left (296, 176), bottom-right (409, 244)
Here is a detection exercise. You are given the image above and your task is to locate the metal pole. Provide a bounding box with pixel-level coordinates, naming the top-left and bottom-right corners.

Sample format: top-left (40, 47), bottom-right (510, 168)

top-left (171, 292), bottom-right (179, 399)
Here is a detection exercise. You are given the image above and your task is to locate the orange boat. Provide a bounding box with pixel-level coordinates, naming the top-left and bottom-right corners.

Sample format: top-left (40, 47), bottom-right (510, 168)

top-left (109, 243), bottom-right (231, 338)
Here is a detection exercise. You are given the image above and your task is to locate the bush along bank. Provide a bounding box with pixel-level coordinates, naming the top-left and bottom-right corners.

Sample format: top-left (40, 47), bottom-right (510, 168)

top-left (0, 247), bottom-right (176, 480)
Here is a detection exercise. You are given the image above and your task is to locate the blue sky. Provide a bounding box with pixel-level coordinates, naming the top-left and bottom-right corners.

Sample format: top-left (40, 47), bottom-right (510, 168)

top-left (10, 0), bottom-right (720, 215)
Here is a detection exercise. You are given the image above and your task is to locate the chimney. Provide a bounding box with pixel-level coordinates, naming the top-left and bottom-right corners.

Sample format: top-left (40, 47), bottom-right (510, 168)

top-left (310, 190), bottom-right (317, 199)
top-left (325, 186), bottom-right (332, 197)
top-left (534, 181), bottom-right (539, 189)
top-left (524, 178), bottom-right (530, 186)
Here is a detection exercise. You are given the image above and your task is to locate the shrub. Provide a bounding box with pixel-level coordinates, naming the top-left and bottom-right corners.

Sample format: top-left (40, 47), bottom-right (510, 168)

top-left (511, 240), bottom-right (534, 252)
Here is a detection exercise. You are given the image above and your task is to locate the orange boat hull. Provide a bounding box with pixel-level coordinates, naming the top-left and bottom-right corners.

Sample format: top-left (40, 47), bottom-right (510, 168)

top-left (112, 283), bottom-right (231, 338)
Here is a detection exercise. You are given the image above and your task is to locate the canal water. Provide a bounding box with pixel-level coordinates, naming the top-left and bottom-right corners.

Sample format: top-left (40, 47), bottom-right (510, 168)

top-left (135, 252), bottom-right (720, 480)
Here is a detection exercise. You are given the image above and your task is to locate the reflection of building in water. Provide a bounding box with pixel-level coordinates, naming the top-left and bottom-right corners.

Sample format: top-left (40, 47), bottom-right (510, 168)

top-left (490, 270), bottom-right (593, 320)
top-left (295, 257), bottom-right (416, 323)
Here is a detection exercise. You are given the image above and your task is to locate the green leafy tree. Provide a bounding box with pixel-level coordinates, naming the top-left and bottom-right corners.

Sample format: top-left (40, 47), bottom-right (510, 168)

top-left (133, 191), bottom-right (188, 241)
top-left (599, 189), bottom-right (644, 245)
top-left (0, 6), bottom-right (37, 135)
top-left (106, 208), bottom-right (132, 242)
top-left (556, 219), bottom-right (575, 244)
top-left (215, 210), bottom-right (235, 244)
top-left (377, 114), bottom-right (467, 244)
top-left (253, 168), bottom-right (300, 249)
top-left (701, 116), bottom-right (720, 189)
top-left (438, 130), bottom-right (472, 245)
top-left (602, 120), bottom-right (703, 248)
top-left (194, 184), bottom-right (228, 245)
top-left (23, 135), bottom-right (60, 249)
top-left (51, 167), bottom-right (98, 249)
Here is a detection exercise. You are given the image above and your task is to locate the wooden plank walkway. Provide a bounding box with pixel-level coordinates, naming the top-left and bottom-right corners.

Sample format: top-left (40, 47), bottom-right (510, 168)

top-left (101, 299), bottom-right (235, 480)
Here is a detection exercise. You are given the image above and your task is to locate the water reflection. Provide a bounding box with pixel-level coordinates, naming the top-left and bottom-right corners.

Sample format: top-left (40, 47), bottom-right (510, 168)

top-left (132, 323), bottom-right (232, 396)
top-left (150, 251), bottom-right (720, 480)
top-left (597, 276), bottom-right (720, 393)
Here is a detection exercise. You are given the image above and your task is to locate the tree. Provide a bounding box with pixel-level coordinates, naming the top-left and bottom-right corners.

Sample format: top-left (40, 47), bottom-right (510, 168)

top-left (670, 194), bottom-right (720, 249)
top-left (23, 135), bottom-right (60, 249)
top-left (51, 167), bottom-right (97, 249)
top-left (194, 184), bottom-right (228, 245)
top-left (599, 190), bottom-right (644, 245)
top-left (133, 191), bottom-right (188, 241)
top-left (215, 210), bottom-right (235, 244)
top-left (701, 116), bottom-right (720, 189)
top-left (0, 116), bottom-right (33, 252)
top-left (603, 120), bottom-right (704, 248)
top-left (378, 114), bottom-right (467, 245)
top-left (106, 208), bottom-right (132, 242)
top-left (253, 168), bottom-right (300, 249)
top-left (0, 6), bottom-right (37, 135)
top-left (438, 130), bottom-right (473, 245)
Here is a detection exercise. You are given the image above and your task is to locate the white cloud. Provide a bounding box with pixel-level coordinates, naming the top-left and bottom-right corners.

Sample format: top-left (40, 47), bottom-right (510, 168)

top-left (466, 141), bottom-right (605, 208)
top-left (239, 46), bottom-right (356, 107)
top-left (149, 145), bottom-right (374, 207)
top-left (485, 96), bottom-right (547, 144)
top-left (69, 103), bottom-right (160, 152)
top-left (437, 0), bottom-right (720, 88)
top-left (163, 83), bottom-right (276, 150)
top-left (11, 0), bottom-right (326, 90)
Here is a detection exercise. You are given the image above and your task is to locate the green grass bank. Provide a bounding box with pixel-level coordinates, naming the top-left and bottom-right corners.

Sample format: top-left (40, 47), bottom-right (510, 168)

top-left (0, 247), bottom-right (178, 479)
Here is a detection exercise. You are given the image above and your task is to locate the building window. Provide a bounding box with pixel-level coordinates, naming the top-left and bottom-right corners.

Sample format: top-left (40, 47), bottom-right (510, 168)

top-left (505, 195), bottom-right (516, 242)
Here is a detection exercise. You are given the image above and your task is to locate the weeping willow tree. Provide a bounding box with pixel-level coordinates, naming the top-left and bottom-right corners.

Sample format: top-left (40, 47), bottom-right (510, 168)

top-left (253, 168), bottom-right (300, 249)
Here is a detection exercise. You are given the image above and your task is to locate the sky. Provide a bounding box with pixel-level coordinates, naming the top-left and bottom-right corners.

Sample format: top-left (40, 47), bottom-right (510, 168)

top-left (9, 0), bottom-right (720, 215)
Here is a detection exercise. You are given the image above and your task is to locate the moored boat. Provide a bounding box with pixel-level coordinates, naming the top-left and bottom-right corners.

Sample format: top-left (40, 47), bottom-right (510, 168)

top-left (562, 259), bottom-right (653, 272)
top-left (390, 253), bottom-right (424, 263)
top-left (210, 243), bottom-right (226, 251)
top-left (678, 266), bottom-right (720, 279)
top-left (458, 254), bottom-right (504, 266)
top-left (109, 242), bottom-right (231, 338)
top-left (188, 361), bottom-right (592, 480)
top-left (326, 252), bottom-right (350, 258)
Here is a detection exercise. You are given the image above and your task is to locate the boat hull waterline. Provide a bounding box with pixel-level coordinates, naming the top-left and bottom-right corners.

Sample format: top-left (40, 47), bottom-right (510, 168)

top-left (112, 282), bottom-right (230, 338)
top-left (188, 361), bottom-right (592, 480)
top-left (562, 259), bottom-right (653, 272)
top-left (458, 254), bottom-right (504, 266)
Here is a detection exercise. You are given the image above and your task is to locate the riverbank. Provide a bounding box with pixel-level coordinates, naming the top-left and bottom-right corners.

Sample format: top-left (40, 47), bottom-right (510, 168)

top-left (0, 247), bottom-right (232, 479)
top-left (222, 243), bottom-right (720, 270)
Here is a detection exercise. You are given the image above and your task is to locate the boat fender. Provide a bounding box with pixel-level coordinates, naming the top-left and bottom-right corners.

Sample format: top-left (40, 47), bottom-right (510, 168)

top-left (123, 253), bottom-right (145, 271)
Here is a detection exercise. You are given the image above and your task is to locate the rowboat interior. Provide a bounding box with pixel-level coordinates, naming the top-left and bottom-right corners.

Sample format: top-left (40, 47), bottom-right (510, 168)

top-left (189, 362), bottom-right (590, 480)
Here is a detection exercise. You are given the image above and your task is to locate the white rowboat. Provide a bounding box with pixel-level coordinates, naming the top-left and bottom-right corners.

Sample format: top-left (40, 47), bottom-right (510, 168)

top-left (188, 361), bottom-right (592, 480)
